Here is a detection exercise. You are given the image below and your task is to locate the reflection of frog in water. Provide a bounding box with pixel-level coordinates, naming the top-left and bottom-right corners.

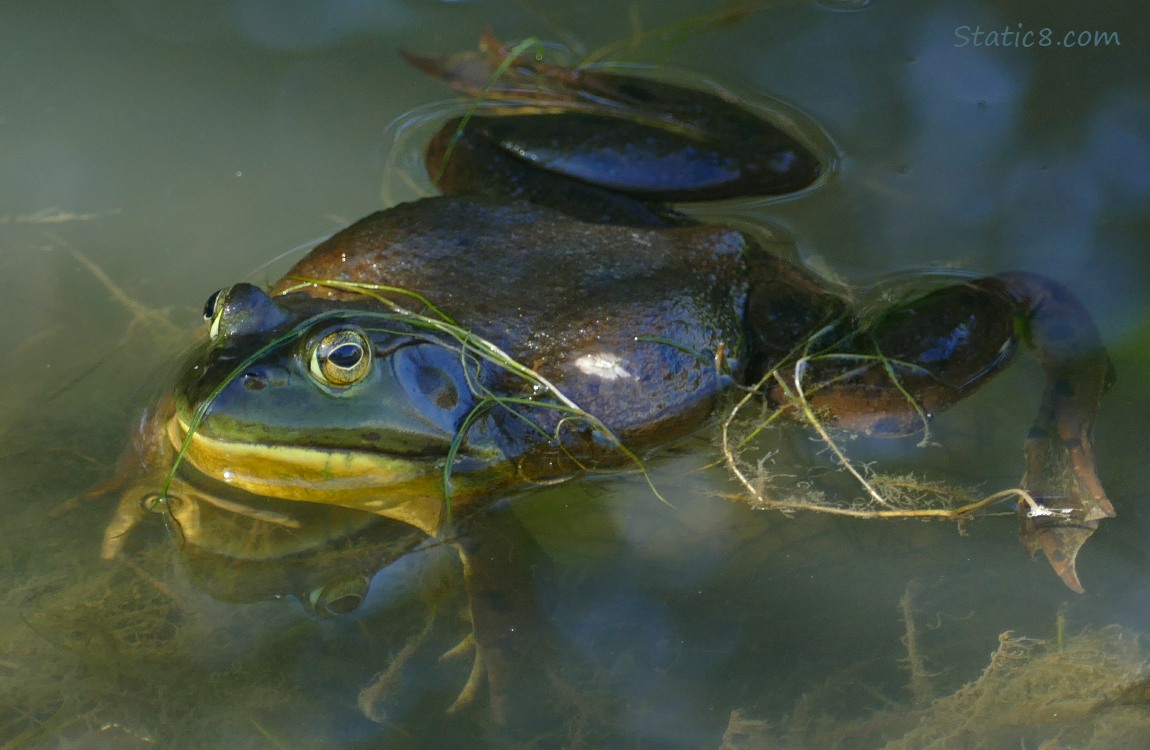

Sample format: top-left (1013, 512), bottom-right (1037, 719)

top-left (100, 34), bottom-right (1113, 725)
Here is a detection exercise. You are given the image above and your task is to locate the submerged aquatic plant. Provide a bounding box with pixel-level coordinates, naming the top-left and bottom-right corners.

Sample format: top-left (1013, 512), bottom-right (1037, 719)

top-left (718, 583), bottom-right (1150, 750)
top-left (720, 318), bottom-right (1053, 525)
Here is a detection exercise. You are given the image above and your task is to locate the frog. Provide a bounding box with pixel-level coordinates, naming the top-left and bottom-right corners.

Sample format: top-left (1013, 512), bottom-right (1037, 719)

top-left (99, 32), bottom-right (1114, 726)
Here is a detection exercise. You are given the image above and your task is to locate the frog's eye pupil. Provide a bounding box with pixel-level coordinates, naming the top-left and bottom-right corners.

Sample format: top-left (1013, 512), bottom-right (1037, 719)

top-left (310, 328), bottom-right (372, 388)
top-left (329, 343), bottom-right (363, 369)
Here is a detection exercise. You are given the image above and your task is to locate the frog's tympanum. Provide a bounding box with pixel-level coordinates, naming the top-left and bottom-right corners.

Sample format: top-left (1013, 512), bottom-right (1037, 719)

top-left (99, 34), bottom-right (1114, 724)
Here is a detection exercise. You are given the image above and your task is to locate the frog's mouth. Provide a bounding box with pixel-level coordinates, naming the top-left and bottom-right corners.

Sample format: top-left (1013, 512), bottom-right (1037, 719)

top-left (167, 416), bottom-right (461, 536)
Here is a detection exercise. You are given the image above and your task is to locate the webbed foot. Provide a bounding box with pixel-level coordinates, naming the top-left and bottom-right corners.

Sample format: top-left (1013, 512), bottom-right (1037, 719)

top-left (1021, 516), bottom-right (1096, 594)
top-left (1019, 408), bottom-right (1114, 594)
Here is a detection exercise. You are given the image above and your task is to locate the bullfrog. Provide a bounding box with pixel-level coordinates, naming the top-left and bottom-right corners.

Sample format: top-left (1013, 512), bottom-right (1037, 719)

top-left (100, 32), bottom-right (1113, 723)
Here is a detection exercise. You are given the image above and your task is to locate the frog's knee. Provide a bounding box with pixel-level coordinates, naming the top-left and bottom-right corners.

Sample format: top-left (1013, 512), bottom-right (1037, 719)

top-left (867, 281), bottom-right (1018, 391)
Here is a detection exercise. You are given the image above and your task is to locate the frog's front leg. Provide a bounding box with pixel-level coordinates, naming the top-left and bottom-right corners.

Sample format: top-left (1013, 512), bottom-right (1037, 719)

top-left (452, 507), bottom-right (579, 731)
top-left (994, 271), bottom-right (1115, 593)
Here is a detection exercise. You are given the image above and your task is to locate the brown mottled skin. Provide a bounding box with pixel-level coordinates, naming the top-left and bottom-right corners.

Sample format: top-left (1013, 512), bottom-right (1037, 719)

top-left (98, 38), bottom-right (1116, 731)
top-left (257, 51), bottom-right (1114, 591)
top-left (274, 197), bottom-right (750, 451)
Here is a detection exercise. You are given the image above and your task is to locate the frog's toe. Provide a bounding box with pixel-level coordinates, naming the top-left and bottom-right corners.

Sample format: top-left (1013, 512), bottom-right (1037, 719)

top-left (1020, 514), bottom-right (1097, 594)
top-left (440, 631), bottom-right (485, 714)
top-left (1018, 419), bottom-right (1114, 592)
top-left (100, 486), bottom-right (157, 560)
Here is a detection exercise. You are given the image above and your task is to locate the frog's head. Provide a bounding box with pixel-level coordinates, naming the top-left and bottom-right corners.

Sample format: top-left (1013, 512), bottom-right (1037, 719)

top-left (169, 283), bottom-right (509, 535)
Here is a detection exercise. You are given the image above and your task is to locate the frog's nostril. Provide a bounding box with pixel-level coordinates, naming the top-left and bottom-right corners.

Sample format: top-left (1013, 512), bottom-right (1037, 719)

top-left (242, 371), bottom-right (267, 391)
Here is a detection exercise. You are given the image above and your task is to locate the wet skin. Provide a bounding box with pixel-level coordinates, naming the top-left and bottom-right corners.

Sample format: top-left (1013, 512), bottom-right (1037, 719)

top-left (107, 41), bottom-right (1114, 584)
top-left (101, 38), bottom-right (1114, 721)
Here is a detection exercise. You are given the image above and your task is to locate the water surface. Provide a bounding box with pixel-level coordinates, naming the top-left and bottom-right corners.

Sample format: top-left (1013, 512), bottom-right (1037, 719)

top-left (2, 1), bottom-right (1148, 748)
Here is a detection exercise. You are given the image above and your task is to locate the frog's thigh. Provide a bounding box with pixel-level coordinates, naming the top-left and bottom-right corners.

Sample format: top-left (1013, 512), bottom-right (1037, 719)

top-left (784, 280), bottom-right (1018, 437)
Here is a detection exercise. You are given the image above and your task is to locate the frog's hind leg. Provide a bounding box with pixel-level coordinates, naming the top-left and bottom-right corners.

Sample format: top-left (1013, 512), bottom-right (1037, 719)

top-left (773, 273), bottom-right (1114, 592)
top-left (424, 117), bottom-right (681, 227)
top-left (414, 40), bottom-right (825, 224)
top-left (994, 271), bottom-right (1115, 593)
top-left (774, 277), bottom-right (1023, 438)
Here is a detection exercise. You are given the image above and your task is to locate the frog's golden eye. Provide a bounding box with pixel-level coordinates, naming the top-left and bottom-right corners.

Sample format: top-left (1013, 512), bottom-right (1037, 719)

top-left (310, 329), bottom-right (371, 388)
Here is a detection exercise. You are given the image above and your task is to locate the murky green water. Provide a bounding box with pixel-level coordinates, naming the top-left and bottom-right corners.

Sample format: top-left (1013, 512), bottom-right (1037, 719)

top-left (2, 1), bottom-right (1148, 748)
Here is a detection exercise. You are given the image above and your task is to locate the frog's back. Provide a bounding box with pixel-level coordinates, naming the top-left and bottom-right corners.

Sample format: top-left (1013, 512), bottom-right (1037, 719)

top-left (274, 197), bottom-right (750, 445)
